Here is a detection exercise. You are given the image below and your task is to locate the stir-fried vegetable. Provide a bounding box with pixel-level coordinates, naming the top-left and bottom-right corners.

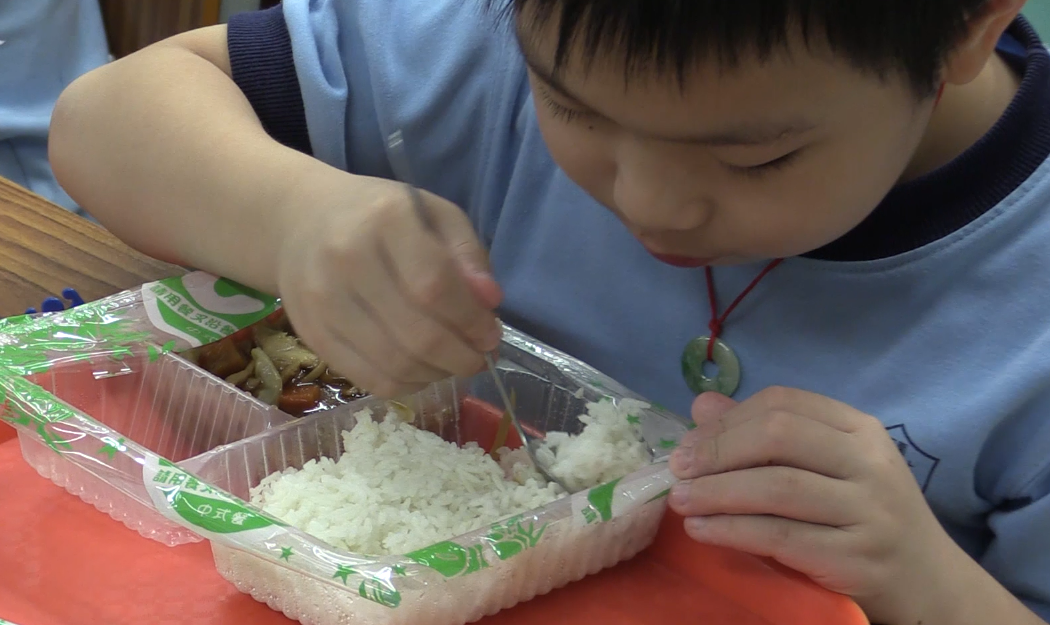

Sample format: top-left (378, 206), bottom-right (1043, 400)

top-left (254, 325), bottom-right (319, 373)
top-left (279, 384), bottom-right (322, 414)
top-left (489, 388), bottom-right (517, 458)
top-left (251, 347), bottom-right (284, 406)
top-left (182, 310), bottom-right (368, 416)
top-left (192, 338), bottom-right (247, 379)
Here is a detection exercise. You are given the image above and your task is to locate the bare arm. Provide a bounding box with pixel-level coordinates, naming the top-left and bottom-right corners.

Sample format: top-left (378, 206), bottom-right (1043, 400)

top-left (49, 23), bottom-right (503, 397)
top-left (49, 25), bottom-right (330, 294)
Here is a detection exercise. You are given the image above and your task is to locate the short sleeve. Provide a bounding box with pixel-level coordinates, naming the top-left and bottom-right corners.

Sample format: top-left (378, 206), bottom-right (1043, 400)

top-left (227, 6), bottom-right (312, 155)
top-left (227, 0), bottom-right (527, 219)
top-left (0, 0), bottom-right (109, 212)
top-left (977, 398), bottom-right (1050, 619)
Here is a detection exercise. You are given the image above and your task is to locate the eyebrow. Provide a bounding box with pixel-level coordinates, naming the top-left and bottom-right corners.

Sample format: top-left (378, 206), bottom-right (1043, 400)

top-left (516, 34), bottom-right (816, 147)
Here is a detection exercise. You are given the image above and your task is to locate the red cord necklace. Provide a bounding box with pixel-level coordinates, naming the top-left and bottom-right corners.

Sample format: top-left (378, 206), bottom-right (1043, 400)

top-left (680, 82), bottom-right (946, 397)
top-left (681, 259), bottom-right (783, 396)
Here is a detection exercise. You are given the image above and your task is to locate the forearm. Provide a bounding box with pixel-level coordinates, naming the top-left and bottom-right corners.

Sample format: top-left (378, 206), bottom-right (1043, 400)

top-left (889, 543), bottom-right (1046, 625)
top-left (49, 25), bottom-right (327, 294)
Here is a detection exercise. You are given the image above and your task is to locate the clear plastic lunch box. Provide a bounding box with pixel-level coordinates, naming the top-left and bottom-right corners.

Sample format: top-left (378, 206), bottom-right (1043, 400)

top-left (5, 299), bottom-right (689, 624)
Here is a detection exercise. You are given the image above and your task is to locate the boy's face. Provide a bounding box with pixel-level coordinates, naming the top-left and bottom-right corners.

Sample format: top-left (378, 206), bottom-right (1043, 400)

top-left (518, 20), bottom-right (939, 266)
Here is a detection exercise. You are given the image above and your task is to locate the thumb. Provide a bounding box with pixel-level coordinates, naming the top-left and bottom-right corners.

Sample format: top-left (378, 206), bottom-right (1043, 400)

top-left (691, 392), bottom-right (737, 427)
top-left (462, 271), bottom-right (504, 311)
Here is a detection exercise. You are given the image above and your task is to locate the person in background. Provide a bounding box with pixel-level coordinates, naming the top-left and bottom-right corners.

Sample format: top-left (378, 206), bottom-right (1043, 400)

top-left (0, 0), bottom-right (108, 215)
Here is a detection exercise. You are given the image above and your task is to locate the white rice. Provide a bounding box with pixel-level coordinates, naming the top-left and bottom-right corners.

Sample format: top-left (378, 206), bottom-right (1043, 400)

top-left (250, 399), bottom-right (651, 555)
top-left (533, 398), bottom-right (651, 493)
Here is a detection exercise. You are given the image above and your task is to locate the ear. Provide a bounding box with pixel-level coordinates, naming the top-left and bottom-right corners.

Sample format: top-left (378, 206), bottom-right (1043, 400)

top-left (942, 0), bottom-right (1027, 86)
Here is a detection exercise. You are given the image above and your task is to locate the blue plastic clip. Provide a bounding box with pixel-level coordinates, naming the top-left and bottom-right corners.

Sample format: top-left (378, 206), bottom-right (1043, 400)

top-left (25, 288), bottom-right (85, 315)
top-left (40, 297), bottom-right (65, 313)
top-left (62, 288), bottom-right (86, 307)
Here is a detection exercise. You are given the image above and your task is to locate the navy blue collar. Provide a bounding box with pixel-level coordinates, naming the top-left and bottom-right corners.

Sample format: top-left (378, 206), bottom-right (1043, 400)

top-left (807, 16), bottom-right (1050, 262)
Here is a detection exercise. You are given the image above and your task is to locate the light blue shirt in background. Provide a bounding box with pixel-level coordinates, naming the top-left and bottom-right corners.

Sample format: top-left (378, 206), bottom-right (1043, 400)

top-left (0, 0), bottom-right (109, 213)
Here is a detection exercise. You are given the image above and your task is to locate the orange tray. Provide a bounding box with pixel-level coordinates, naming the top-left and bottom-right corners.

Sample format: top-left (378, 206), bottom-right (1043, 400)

top-left (0, 422), bottom-right (868, 625)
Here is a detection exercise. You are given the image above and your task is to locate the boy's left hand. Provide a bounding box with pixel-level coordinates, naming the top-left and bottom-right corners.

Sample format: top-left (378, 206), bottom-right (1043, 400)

top-left (668, 387), bottom-right (959, 624)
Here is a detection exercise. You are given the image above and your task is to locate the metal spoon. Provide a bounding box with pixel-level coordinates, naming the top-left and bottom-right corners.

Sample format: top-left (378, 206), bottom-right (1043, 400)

top-left (385, 130), bottom-right (571, 491)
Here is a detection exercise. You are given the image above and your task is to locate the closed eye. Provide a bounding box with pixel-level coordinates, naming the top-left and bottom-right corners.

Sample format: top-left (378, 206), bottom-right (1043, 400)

top-left (728, 150), bottom-right (803, 178)
top-left (537, 86), bottom-right (593, 124)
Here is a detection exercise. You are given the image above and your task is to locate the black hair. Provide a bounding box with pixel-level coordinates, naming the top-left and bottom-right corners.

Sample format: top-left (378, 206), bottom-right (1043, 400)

top-left (492, 0), bottom-right (990, 96)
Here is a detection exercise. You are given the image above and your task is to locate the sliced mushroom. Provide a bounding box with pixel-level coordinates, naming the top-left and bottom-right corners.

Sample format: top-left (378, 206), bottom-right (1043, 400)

top-left (251, 347), bottom-right (283, 406)
top-left (301, 361), bottom-right (327, 384)
top-left (225, 361), bottom-right (255, 387)
top-left (279, 364), bottom-right (300, 385)
top-left (254, 325), bottom-right (319, 372)
top-left (321, 369), bottom-right (349, 385)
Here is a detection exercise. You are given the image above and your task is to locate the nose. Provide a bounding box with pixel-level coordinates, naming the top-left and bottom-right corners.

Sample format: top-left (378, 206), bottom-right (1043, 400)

top-left (612, 139), bottom-right (709, 232)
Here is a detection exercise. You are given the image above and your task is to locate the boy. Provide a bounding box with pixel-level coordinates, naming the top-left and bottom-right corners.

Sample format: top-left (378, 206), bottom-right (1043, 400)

top-left (47, 0), bottom-right (1050, 623)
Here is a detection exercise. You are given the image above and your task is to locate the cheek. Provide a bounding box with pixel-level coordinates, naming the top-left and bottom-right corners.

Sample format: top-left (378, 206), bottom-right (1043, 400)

top-left (732, 119), bottom-right (928, 256)
top-left (534, 109), bottom-right (615, 200)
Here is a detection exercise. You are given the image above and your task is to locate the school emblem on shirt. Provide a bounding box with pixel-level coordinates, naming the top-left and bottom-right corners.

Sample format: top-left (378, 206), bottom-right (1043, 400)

top-left (885, 424), bottom-right (940, 492)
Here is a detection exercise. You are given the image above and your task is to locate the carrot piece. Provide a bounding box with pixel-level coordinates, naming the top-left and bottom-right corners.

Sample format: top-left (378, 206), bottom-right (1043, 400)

top-left (227, 326), bottom-right (254, 344)
top-left (198, 338), bottom-right (249, 379)
top-left (227, 309), bottom-right (286, 345)
top-left (278, 384), bottom-right (323, 415)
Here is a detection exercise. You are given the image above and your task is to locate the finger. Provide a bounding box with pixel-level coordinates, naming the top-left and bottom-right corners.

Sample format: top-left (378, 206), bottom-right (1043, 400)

top-left (669, 467), bottom-right (861, 527)
top-left (428, 199), bottom-right (505, 310)
top-left (682, 394), bottom-right (773, 450)
top-left (462, 270), bottom-right (504, 312)
top-left (288, 296), bottom-right (426, 398)
top-left (682, 392), bottom-right (739, 444)
top-left (690, 387), bottom-right (871, 440)
top-left (317, 287), bottom-right (452, 386)
top-left (416, 188), bottom-right (504, 310)
top-left (427, 192), bottom-right (494, 275)
top-left (383, 193), bottom-right (502, 349)
top-left (280, 234), bottom-right (432, 397)
top-left (691, 392), bottom-right (738, 427)
top-left (746, 386), bottom-right (873, 433)
top-left (349, 244), bottom-right (488, 378)
top-left (677, 386), bottom-right (873, 464)
top-left (670, 409), bottom-right (857, 480)
top-left (682, 513), bottom-right (851, 575)
top-left (322, 319), bottom-right (430, 398)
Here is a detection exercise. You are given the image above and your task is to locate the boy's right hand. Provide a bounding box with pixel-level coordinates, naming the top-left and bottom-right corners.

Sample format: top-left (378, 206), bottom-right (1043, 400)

top-left (274, 173), bottom-right (503, 398)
